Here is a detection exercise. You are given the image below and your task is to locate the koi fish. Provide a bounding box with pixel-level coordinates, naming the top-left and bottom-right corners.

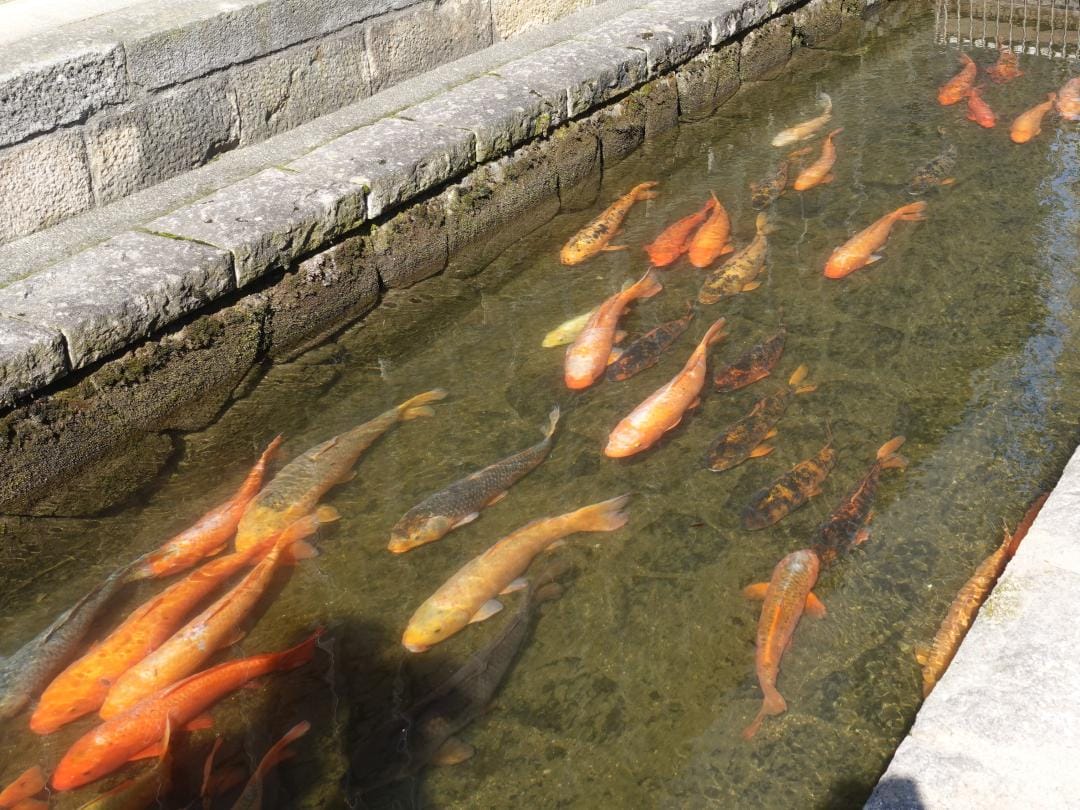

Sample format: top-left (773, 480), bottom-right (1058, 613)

top-left (234, 389), bottom-right (447, 551)
top-left (606, 304), bottom-right (695, 382)
top-left (0, 766), bottom-right (46, 808)
top-left (402, 495), bottom-right (630, 652)
top-left (964, 86), bottom-right (996, 128)
top-left (937, 52), bottom-right (976, 105)
top-left (743, 437), bottom-right (837, 530)
top-left (564, 270), bottom-right (663, 390)
top-left (1010, 93), bottom-right (1057, 144)
top-left (644, 198), bottom-right (715, 267)
top-left (713, 326), bottom-right (786, 393)
top-left (750, 149), bottom-right (811, 210)
top-left (813, 436), bottom-right (907, 565)
top-left (130, 436), bottom-right (282, 581)
top-left (0, 563), bottom-right (134, 721)
top-left (704, 366), bottom-right (816, 473)
top-left (559, 182), bottom-right (659, 265)
top-left (231, 721), bottom-right (311, 810)
top-left (824, 201), bottom-right (927, 279)
top-left (792, 128), bottom-right (843, 191)
top-left (101, 513), bottom-right (329, 718)
top-left (77, 722), bottom-right (173, 809)
top-left (916, 493), bottom-right (1047, 697)
top-left (742, 548), bottom-right (825, 739)
top-left (52, 631), bottom-right (321, 791)
top-left (542, 282), bottom-right (634, 347)
top-left (771, 92), bottom-right (833, 147)
top-left (388, 407), bottom-right (561, 553)
top-left (697, 213), bottom-right (774, 305)
top-left (605, 319), bottom-right (728, 458)
top-left (1057, 76), bottom-right (1080, 121)
top-left (687, 193), bottom-right (734, 267)
top-left (985, 48), bottom-right (1022, 83)
top-left (908, 144), bottom-right (957, 195)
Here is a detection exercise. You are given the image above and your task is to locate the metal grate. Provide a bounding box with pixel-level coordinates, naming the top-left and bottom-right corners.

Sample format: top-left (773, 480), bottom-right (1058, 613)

top-left (935, 0), bottom-right (1080, 58)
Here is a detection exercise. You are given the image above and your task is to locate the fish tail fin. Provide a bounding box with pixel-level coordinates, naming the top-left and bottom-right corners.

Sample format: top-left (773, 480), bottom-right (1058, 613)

top-left (828, 127), bottom-right (844, 138)
top-left (895, 201), bottom-right (928, 221)
top-left (788, 364), bottom-right (809, 387)
top-left (755, 212), bottom-right (778, 235)
top-left (710, 190), bottom-right (721, 206)
top-left (762, 684), bottom-right (787, 716)
top-left (629, 269), bottom-right (663, 301)
top-left (818, 91), bottom-right (832, 113)
top-left (566, 493), bottom-right (632, 534)
top-left (633, 181), bottom-right (661, 201)
top-left (254, 721), bottom-right (312, 780)
top-left (273, 630), bottom-right (324, 672)
top-left (542, 405), bottom-right (561, 440)
top-left (702, 317), bottom-right (728, 348)
top-left (876, 436), bottom-right (908, 470)
top-left (398, 389), bottom-right (449, 420)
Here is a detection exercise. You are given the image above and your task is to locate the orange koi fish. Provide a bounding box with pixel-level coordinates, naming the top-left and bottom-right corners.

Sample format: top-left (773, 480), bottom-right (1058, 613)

top-left (604, 318), bottom-right (727, 458)
top-left (130, 437), bottom-right (282, 581)
top-left (793, 128), bottom-right (843, 191)
top-left (1057, 77), bottom-right (1080, 121)
top-left (938, 52), bottom-right (976, 105)
top-left (824, 201), bottom-right (927, 278)
top-left (644, 198), bottom-right (716, 267)
top-left (964, 86), bottom-right (996, 128)
top-left (0, 766), bottom-right (46, 808)
top-left (564, 270), bottom-right (663, 390)
top-left (985, 48), bottom-right (1022, 83)
top-left (742, 548), bottom-right (825, 739)
top-left (1010, 93), bottom-right (1057, 143)
top-left (560, 182), bottom-right (659, 265)
top-left (231, 721), bottom-right (311, 810)
top-left (101, 513), bottom-right (330, 718)
top-left (77, 722), bottom-right (173, 809)
top-left (916, 493), bottom-right (1047, 697)
top-left (687, 194), bottom-right (734, 267)
top-left (51, 632), bottom-right (321, 791)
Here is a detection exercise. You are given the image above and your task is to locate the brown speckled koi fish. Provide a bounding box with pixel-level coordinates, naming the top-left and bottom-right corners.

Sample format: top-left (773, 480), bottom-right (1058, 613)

top-left (559, 182), bottom-right (659, 265)
top-left (750, 149), bottom-right (811, 210)
top-left (713, 326), bottom-right (786, 393)
top-left (743, 437), bottom-right (837, 530)
top-left (697, 213), bottom-right (775, 305)
top-left (606, 304), bottom-right (695, 382)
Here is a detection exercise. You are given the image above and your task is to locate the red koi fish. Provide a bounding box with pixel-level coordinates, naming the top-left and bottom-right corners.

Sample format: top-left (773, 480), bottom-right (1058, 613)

top-left (644, 198), bottom-right (716, 268)
top-left (965, 86), bottom-right (996, 128)
top-left (0, 766), bottom-right (46, 808)
top-left (938, 53), bottom-right (976, 105)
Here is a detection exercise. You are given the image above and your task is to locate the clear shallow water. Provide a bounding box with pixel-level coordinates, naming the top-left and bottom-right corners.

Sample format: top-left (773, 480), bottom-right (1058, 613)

top-left (2, 6), bottom-right (1079, 808)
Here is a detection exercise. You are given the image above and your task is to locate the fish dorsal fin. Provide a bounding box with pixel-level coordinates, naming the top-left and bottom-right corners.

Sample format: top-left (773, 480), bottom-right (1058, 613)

top-left (310, 436), bottom-right (339, 459)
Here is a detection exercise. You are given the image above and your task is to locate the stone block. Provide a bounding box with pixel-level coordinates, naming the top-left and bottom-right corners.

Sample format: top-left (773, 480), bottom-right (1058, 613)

top-left (365, 197), bottom-right (448, 289)
top-left (646, 0), bottom-right (744, 46)
top-left (0, 232), bottom-right (234, 371)
top-left (86, 77), bottom-right (240, 206)
top-left (0, 317), bottom-right (68, 409)
top-left (289, 117), bottom-right (474, 219)
top-left (400, 74), bottom-right (557, 163)
top-left (675, 42), bottom-right (740, 122)
top-left (793, 0), bottom-right (844, 46)
top-left (584, 96), bottom-right (646, 168)
top-left (740, 14), bottom-right (794, 81)
top-left (147, 168), bottom-right (366, 287)
top-left (491, 0), bottom-right (594, 40)
top-left (0, 40), bottom-right (127, 148)
top-left (265, 235), bottom-right (382, 359)
top-left (266, 0), bottom-right (419, 51)
top-left (576, 7), bottom-right (710, 78)
top-left (230, 27), bottom-right (372, 147)
top-left (0, 131), bottom-right (94, 243)
top-left (641, 75), bottom-right (679, 139)
top-left (495, 40), bottom-right (648, 121)
top-left (549, 123), bottom-right (602, 211)
top-left (365, 0), bottom-right (493, 93)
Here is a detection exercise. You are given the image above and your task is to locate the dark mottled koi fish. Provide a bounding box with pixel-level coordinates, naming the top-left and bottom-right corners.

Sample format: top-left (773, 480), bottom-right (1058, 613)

top-left (713, 326), bottom-right (786, 393)
top-left (704, 366), bottom-right (816, 473)
top-left (388, 406), bottom-right (561, 553)
top-left (916, 493), bottom-right (1047, 697)
top-left (750, 149), bottom-right (811, 210)
top-left (606, 304), bottom-right (695, 382)
top-left (743, 437), bottom-right (837, 530)
top-left (908, 143), bottom-right (957, 195)
top-left (813, 436), bottom-right (907, 565)
top-left (742, 548), bottom-right (825, 739)
top-left (560, 182), bottom-right (659, 265)
top-left (697, 213), bottom-right (775, 305)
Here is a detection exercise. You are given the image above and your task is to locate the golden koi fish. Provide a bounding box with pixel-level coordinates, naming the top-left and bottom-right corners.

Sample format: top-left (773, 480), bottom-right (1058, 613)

top-left (560, 182), bottom-right (659, 265)
top-left (792, 128), bottom-right (843, 191)
top-left (772, 92), bottom-right (832, 147)
top-left (697, 213), bottom-right (774, 305)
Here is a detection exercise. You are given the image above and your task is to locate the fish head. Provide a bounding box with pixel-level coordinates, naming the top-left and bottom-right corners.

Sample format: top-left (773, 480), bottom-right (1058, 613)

top-left (401, 603), bottom-right (471, 653)
top-left (52, 736), bottom-right (120, 791)
top-left (604, 425), bottom-right (649, 458)
top-left (388, 515), bottom-right (454, 554)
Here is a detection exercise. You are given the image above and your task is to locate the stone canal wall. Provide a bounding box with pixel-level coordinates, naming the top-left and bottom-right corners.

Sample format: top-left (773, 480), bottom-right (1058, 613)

top-left (0, 0), bottom-right (895, 513)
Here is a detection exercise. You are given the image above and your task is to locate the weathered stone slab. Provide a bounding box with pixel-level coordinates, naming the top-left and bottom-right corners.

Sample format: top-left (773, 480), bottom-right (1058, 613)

top-left (289, 117), bottom-right (474, 219)
top-left (364, 0), bottom-right (493, 93)
top-left (495, 39), bottom-right (648, 120)
top-left (740, 14), bottom-right (794, 81)
top-left (0, 317), bottom-right (68, 408)
top-left (0, 39), bottom-right (127, 148)
top-left (0, 232), bottom-right (234, 371)
top-left (793, 0), bottom-right (844, 46)
top-left (675, 42), bottom-right (740, 121)
top-left (147, 168), bottom-right (365, 287)
top-left (400, 74), bottom-right (557, 163)
top-left (265, 0), bottom-right (419, 52)
top-left (0, 131), bottom-right (94, 244)
top-left (642, 74), bottom-right (679, 138)
top-left (576, 7), bottom-right (710, 78)
top-left (86, 77), bottom-right (240, 205)
top-left (646, 0), bottom-right (744, 46)
top-left (549, 122), bottom-right (602, 211)
top-left (365, 197), bottom-right (448, 289)
top-left (491, 0), bottom-right (594, 40)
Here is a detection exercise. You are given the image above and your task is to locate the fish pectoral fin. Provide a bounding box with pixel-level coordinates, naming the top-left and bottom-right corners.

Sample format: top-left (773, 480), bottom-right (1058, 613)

top-left (763, 428), bottom-right (779, 440)
top-left (742, 583), bottom-right (769, 600)
top-left (432, 737), bottom-right (476, 766)
top-left (721, 243), bottom-right (736, 255)
top-left (940, 177), bottom-right (956, 186)
top-left (914, 644), bottom-right (931, 665)
top-left (601, 244), bottom-right (629, 252)
top-left (285, 541), bottom-right (319, 563)
top-left (822, 173), bottom-right (835, 184)
top-left (866, 510), bottom-right (876, 524)
top-left (741, 281), bottom-right (762, 292)
top-left (543, 539), bottom-right (568, 554)
top-left (500, 577), bottom-right (528, 595)
top-left (222, 628), bottom-right (247, 647)
top-left (855, 528), bottom-right (871, 546)
top-left (316, 505), bottom-right (341, 523)
top-left (311, 437), bottom-right (339, 459)
top-left (487, 491), bottom-right (508, 507)
top-left (804, 592), bottom-right (827, 618)
top-left (452, 512), bottom-right (481, 529)
top-left (865, 254), bottom-right (884, 265)
top-left (335, 469), bottom-right (357, 484)
top-left (606, 349), bottom-right (624, 366)
top-left (689, 398), bottom-right (701, 410)
top-left (614, 330), bottom-right (628, 344)
top-left (748, 444), bottom-right (774, 459)
top-left (469, 599), bottom-right (504, 624)
top-left (806, 485), bottom-right (823, 498)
